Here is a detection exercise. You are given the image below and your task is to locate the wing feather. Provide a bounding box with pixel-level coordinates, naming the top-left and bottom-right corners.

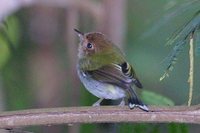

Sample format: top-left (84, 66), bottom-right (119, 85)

top-left (86, 62), bottom-right (143, 89)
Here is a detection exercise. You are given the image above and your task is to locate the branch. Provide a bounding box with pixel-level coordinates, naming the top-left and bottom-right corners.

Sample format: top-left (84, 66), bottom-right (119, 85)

top-left (0, 106), bottom-right (200, 128)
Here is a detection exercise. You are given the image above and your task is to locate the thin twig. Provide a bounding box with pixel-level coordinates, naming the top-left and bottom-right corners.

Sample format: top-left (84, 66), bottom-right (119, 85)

top-left (188, 33), bottom-right (194, 106)
top-left (0, 106), bottom-right (200, 129)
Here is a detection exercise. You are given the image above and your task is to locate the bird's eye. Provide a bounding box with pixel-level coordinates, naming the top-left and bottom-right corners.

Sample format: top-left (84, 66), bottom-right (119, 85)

top-left (87, 43), bottom-right (93, 49)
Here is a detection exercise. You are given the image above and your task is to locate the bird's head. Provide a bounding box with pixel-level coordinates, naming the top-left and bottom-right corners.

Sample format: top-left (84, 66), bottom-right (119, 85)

top-left (74, 29), bottom-right (124, 70)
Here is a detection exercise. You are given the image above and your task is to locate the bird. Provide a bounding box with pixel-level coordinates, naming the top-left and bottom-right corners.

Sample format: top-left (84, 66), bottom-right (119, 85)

top-left (74, 29), bottom-right (148, 111)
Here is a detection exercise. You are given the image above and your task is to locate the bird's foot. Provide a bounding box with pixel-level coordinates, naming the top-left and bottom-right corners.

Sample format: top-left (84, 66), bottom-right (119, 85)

top-left (92, 98), bottom-right (104, 107)
top-left (118, 98), bottom-right (125, 107)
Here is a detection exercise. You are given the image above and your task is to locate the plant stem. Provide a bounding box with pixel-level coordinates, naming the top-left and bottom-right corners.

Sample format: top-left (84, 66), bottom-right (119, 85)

top-left (188, 33), bottom-right (194, 106)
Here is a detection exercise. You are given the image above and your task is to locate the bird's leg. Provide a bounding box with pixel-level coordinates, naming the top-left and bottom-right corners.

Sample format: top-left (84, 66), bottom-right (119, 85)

top-left (92, 98), bottom-right (104, 107)
top-left (118, 98), bottom-right (125, 107)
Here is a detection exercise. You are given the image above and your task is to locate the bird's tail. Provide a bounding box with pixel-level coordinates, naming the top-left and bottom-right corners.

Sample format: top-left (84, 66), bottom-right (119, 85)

top-left (127, 87), bottom-right (149, 112)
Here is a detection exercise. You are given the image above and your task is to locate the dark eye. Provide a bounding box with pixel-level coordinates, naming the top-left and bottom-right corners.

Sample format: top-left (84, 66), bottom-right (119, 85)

top-left (87, 43), bottom-right (93, 49)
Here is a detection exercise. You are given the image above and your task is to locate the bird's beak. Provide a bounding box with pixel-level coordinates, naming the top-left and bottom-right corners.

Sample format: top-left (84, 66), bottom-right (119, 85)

top-left (74, 28), bottom-right (84, 41)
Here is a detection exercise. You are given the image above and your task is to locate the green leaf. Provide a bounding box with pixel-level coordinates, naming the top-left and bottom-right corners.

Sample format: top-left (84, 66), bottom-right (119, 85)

top-left (142, 1), bottom-right (200, 39)
top-left (161, 11), bottom-right (200, 80)
top-left (3, 16), bottom-right (21, 46)
top-left (141, 90), bottom-right (174, 106)
top-left (0, 36), bottom-right (11, 69)
top-left (168, 123), bottom-right (188, 133)
top-left (169, 10), bottom-right (200, 45)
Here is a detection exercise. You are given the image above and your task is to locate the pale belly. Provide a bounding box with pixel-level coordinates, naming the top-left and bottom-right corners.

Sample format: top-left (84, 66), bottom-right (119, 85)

top-left (77, 69), bottom-right (126, 100)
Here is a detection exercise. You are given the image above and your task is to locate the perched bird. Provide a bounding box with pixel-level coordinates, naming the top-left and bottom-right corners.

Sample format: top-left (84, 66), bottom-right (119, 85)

top-left (74, 29), bottom-right (148, 111)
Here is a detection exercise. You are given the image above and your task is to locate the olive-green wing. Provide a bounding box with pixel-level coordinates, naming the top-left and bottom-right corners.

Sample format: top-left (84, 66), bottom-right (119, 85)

top-left (87, 62), bottom-right (143, 89)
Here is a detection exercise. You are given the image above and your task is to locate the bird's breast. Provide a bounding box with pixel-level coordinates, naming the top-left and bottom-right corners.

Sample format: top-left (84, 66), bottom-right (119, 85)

top-left (77, 67), bottom-right (126, 100)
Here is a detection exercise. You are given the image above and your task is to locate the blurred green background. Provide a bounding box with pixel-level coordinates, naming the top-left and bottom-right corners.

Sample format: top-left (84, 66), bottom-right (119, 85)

top-left (0, 0), bottom-right (200, 133)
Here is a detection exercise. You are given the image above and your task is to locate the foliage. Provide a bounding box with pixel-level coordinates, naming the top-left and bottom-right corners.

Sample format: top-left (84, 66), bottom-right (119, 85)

top-left (141, 90), bottom-right (174, 106)
top-left (0, 36), bottom-right (10, 69)
top-left (0, 16), bottom-right (20, 70)
top-left (160, 11), bottom-right (200, 80)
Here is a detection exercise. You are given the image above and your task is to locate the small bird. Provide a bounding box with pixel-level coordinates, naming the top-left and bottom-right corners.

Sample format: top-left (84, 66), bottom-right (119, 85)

top-left (74, 29), bottom-right (148, 111)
